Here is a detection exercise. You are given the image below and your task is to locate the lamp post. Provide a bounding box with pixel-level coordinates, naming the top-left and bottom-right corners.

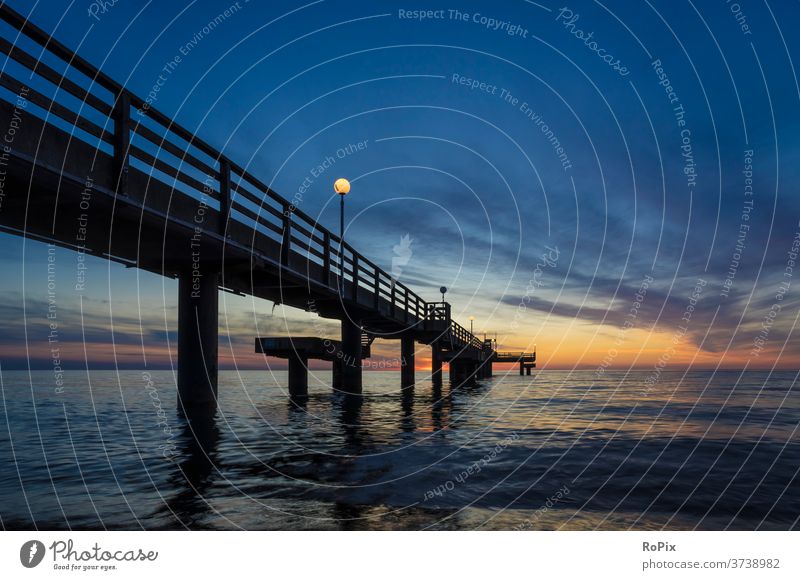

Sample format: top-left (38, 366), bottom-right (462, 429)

top-left (469, 315), bottom-right (475, 335)
top-left (333, 178), bottom-right (350, 293)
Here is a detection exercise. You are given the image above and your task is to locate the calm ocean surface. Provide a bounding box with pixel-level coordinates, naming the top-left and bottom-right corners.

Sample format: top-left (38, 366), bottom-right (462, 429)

top-left (0, 369), bottom-right (797, 530)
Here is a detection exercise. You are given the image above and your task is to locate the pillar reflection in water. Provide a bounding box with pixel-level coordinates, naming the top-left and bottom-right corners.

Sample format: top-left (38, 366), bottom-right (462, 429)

top-left (162, 408), bottom-right (220, 523)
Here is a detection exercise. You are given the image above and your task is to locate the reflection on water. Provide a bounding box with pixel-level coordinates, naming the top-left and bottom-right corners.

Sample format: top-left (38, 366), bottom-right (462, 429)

top-left (0, 369), bottom-right (797, 530)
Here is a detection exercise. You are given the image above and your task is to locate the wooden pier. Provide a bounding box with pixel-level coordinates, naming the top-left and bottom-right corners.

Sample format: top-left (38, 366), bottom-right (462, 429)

top-left (0, 4), bottom-right (535, 411)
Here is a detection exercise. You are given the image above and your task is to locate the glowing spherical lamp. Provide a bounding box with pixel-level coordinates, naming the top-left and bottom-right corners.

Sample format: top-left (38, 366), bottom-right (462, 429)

top-left (334, 178), bottom-right (350, 195)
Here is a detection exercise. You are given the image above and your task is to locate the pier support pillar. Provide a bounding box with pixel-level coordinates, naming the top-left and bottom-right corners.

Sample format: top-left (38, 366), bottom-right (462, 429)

top-left (332, 358), bottom-right (343, 391)
top-left (455, 360), bottom-right (464, 383)
top-left (287, 351), bottom-right (308, 397)
top-left (431, 347), bottom-right (442, 386)
top-left (467, 361), bottom-right (479, 382)
top-left (340, 318), bottom-right (362, 394)
top-left (450, 359), bottom-right (476, 385)
top-left (178, 271), bottom-right (219, 413)
top-left (519, 362), bottom-right (525, 376)
top-left (401, 334), bottom-right (415, 389)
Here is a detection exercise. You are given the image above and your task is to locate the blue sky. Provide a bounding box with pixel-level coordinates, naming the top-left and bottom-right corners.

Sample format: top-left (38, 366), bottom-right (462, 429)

top-left (1, 0), bottom-right (799, 370)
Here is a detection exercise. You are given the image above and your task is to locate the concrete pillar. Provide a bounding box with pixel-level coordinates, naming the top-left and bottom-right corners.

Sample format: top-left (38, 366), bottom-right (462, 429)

top-left (332, 358), bottom-right (343, 391)
top-left (431, 347), bottom-right (442, 386)
top-left (288, 351), bottom-right (308, 397)
top-left (178, 271), bottom-right (218, 412)
top-left (447, 361), bottom-right (458, 383)
top-left (340, 318), bottom-right (362, 394)
top-left (519, 361), bottom-right (525, 375)
top-left (485, 361), bottom-right (492, 378)
top-left (401, 334), bottom-right (415, 389)
top-left (450, 359), bottom-right (476, 385)
top-left (461, 361), bottom-right (472, 382)
top-left (526, 365), bottom-right (532, 375)
top-left (466, 361), bottom-right (478, 382)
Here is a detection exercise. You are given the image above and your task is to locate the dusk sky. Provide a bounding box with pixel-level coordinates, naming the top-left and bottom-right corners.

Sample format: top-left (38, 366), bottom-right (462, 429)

top-left (1, 0), bottom-right (798, 371)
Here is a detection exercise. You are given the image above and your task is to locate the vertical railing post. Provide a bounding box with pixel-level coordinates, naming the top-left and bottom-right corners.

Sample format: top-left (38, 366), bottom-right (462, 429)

top-left (218, 159), bottom-right (230, 237)
top-left (281, 201), bottom-right (291, 267)
top-left (373, 267), bottom-right (380, 309)
top-left (403, 287), bottom-right (409, 322)
top-left (390, 280), bottom-right (397, 318)
top-left (322, 230), bottom-right (331, 285)
top-left (113, 91), bottom-right (130, 197)
top-left (335, 239), bottom-right (344, 296)
top-left (351, 253), bottom-right (359, 301)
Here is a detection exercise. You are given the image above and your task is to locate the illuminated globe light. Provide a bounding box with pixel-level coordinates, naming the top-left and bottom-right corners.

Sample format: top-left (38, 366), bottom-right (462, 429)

top-left (334, 178), bottom-right (350, 195)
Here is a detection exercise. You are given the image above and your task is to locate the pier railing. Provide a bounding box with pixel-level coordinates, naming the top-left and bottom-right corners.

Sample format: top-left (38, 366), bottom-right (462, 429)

top-left (0, 9), bottom-right (419, 317)
top-left (494, 351), bottom-right (537, 362)
top-left (0, 4), bottom-right (488, 352)
top-left (449, 321), bottom-right (486, 351)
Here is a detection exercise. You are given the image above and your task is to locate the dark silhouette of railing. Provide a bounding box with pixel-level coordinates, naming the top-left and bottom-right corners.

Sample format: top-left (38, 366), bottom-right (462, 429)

top-left (494, 351), bottom-right (537, 361)
top-left (449, 321), bottom-right (486, 351)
